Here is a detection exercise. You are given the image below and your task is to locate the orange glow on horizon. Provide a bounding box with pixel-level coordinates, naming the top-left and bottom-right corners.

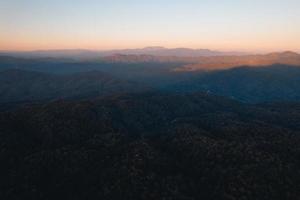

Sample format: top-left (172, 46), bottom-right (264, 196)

top-left (1, 37), bottom-right (300, 53)
top-left (1, 29), bottom-right (300, 53)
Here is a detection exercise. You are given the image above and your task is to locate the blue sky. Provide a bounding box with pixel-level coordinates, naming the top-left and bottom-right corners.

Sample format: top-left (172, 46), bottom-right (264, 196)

top-left (1, 0), bottom-right (299, 51)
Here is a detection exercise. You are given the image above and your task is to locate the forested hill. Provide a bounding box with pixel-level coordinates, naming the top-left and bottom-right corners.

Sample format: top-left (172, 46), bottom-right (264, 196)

top-left (0, 92), bottom-right (299, 199)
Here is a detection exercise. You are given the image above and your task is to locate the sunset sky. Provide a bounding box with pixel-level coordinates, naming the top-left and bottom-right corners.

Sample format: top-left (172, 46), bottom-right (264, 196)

top-left (1, 0), bottom-right (299, 52)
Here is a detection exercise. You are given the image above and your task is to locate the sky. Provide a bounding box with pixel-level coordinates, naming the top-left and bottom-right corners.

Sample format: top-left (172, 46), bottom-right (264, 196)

top-left (0, 0), bottom-right (300, 52)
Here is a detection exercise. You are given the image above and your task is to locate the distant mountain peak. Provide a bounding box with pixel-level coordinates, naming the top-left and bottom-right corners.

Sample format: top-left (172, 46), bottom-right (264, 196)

top-left (142, 46), bottom-right (166, 50)
top-left (268, 51), bottom-right (299, 57)
top-left (281, 51), bottom-right (299, 56)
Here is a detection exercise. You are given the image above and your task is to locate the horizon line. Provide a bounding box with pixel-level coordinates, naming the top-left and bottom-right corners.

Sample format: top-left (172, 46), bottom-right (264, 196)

top-left (1, 46), bottom-right (299, 54)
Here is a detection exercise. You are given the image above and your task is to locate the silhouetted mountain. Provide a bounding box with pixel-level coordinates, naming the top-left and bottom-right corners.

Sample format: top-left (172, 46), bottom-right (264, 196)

top-left (0, 92), bottom-right (299, 199)
top-left (0, 69), bottom-right (146, 103)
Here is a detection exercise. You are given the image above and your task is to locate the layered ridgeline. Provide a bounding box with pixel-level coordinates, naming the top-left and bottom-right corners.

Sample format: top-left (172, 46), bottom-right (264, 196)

top-left (0, 92), bottom-right (299, 199)
top-left (1, 64), bottom-right (300, 104)
top-left (1, 48), bottom-right (299, 68)
top-left (1, 50), bottom-right (300, 75)
top-left (0, 46), bottom-right (243, 59)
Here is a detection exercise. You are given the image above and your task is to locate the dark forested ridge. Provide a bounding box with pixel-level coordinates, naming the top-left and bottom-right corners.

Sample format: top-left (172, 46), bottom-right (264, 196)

top-left (0, 69), bottom-right (148, 104)
top-left (0, 92), bottom-right (300, 200)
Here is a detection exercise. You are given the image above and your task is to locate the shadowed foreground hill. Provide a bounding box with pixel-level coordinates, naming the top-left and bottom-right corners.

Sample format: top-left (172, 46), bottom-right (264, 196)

top-left (0, 92), bottom-right (299, 200)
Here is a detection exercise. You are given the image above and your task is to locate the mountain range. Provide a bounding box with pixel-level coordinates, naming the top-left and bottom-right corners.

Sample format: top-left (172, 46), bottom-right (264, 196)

top-left (1, 51), bottom-right (300, 72)
top-left (0, 47), bottom-right (245, 59)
